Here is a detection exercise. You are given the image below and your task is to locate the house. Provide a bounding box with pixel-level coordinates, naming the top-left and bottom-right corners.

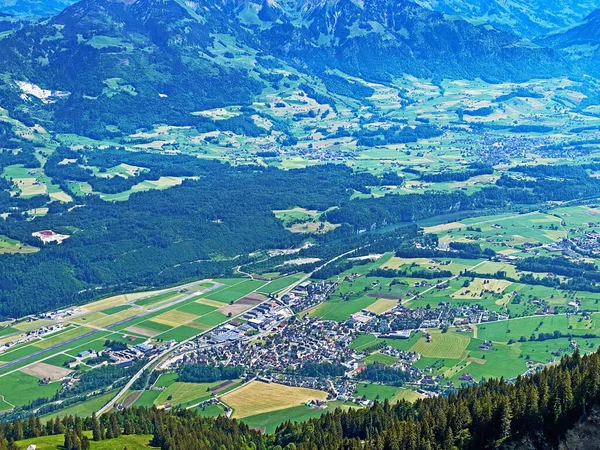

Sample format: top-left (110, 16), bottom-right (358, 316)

top-left (32, 230), bottom-right (70, 244)
top-left (77, 349), bottom-right (94, 359)
top-left (459, 373), bottom-right (476, 382)
top-left (26, 445), bottom-right (37, 450)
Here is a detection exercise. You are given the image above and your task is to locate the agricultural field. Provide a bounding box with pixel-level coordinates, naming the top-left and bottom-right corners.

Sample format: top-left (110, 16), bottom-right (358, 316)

top-left (0, 235), bottom-right (38, 254)
top-left (221, 381), bottom-right (329, 419)
top-left (299, 202), bottom-right (600, 403)
top-left (0, 272), bottom-right (289, 419)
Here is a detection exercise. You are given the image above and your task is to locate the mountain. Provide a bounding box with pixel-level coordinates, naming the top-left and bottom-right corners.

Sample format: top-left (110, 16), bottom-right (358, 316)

top-left (0, 0), bottom-right (263, 137)
top-left (0, 11), bottom-right (34, 32)
top-left (245, 0), bottom-right (571, 83)
top-left (537, 10), bottom-right (600, 77)
top-left (0, 0), bottom-right (573, 138)
top-left (0, 0), bottom-right (76, 16)
top-left (414, 0), bottom-right (600, 39)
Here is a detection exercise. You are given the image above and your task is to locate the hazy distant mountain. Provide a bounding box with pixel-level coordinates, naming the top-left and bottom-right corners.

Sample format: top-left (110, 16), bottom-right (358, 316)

top-left (0, 0), bottom-right (75, 16)
top-left (0, 0), bottom-right (573, 137)
top-left (0, 0), bottom-right (263, 137)
top-left (245, 0), bottom-right (570, 82)
top-left (537, 10), bottom-right (600, 77)
top-left (414, 0), bottom-right (600, 39)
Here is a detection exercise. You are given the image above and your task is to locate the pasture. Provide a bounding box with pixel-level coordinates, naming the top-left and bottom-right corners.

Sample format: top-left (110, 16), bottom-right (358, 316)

top-left (16, 434), bottom-right (156, 450)
top-left (156, 325), bottom-right (203, 342)
top-left (363, 352), bottom-right (397, 365)
top-left (41, 391), bottom-right (117, 421)
top-left (308, 294), bottom-right (377, 321)
top-left (0, 235), bottom-right (38, 254)
top-left (410, 330), bottom-right (471, 359)
top-left (240, 402), bottom-right (351, 434)
top-left (154, 381), bottom-right (224, 408)
top-left (205, 279), bottom-right (267, 303)
top-left (0, 371), bottom-right (60, 406)
top-left (354, 383), bottom-right (401, 401)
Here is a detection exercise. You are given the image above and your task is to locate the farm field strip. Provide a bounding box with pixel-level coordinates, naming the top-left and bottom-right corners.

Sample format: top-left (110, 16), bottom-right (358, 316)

top-left (0, 279), bottom-right (230, 377)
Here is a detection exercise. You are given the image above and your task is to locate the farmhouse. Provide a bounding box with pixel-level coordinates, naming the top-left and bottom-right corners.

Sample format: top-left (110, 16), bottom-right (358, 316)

top-left (32, 230), bottom-right (70, 244)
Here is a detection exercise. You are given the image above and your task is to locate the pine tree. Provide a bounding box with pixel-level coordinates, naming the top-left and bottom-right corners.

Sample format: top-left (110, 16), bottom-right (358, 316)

top-left (53, 417), bottom-right (65, 435)
top-left (91, 413), bottom-right (102, 441)
top-left (64, 430), bottom-right (73, 450)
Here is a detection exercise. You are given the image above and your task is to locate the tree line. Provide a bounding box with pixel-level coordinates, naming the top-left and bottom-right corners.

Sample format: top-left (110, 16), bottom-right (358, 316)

top-left (3, 350), bottom-right (600, 448)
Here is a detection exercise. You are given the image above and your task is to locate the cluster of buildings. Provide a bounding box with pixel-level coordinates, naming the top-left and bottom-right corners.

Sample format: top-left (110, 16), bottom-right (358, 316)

top-left (72, 340), bottom-right (177, 370)
top-left (281, 280), bottom-right (337, 314)
top-left (355, 302), bottom-right (499, 337)
top-left (0, 324), bottom-right (66, 354)
top-left (32, 230), bottom-right (70, 245)
top-left (204, 301), bottom-right (292, 346)
top-left (39, 307), bottom-right (81, 321)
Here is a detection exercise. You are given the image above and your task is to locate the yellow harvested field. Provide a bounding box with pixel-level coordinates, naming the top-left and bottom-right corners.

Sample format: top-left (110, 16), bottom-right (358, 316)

top-left (424, 222), bottom-right (465, 233)
top-left (452, 278), bottom-right (512, 299)
top-left (151, 310), bottom-right (197, 327)
top-left (14, 178), bottom-right (46, 196)
top-left (50, 191), bottom-right (73, 203)
top-left (222, 381), bottom-right (328, 419)
top-left (90, 308), bottom-right (140, 328)
top-left (196, 298), bottom-right (226, 309)
top-left (11, 319), bottom-right (53, 331)
top-left (366, 299), bottom-right (397, 314)
top-left (382, 257), bottom-right (428, 270)
top-left (21, 362), bottom-right (72, 381)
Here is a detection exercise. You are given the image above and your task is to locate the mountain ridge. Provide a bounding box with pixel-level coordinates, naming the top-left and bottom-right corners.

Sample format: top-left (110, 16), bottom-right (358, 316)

top-left (0, 0), bottom-right (578, 138)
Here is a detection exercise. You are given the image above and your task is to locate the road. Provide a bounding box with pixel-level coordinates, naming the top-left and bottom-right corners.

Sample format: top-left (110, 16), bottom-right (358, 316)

top-left (96, 245), bottom-right (363, 415)
top-left (0, 282), bottom-right (223, 372)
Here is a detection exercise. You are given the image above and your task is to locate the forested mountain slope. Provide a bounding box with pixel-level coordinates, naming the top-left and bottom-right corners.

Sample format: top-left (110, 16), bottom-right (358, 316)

top-left (0, 0), bottom-right (74, 16)
top-left (414, 0), bottom-right (600, 38)
top-left (248, 0), bottom-right (571, 82)
top-left (0, 0), bottom-right (573, 137)
top-left (537, 10), bottom-right (600, 77)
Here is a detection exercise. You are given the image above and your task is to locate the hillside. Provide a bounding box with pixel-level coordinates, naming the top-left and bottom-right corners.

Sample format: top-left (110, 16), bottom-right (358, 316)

top-left (4, 350), bottom-right (600, 449)
top-left (415, 0), bottom-right (600, 38)
top-left (0, 0), bottom-right (573, 138)
top-left (537, 10), bottom-right (600, 77)
top-left (0, 0), bottom-right (264, 137)
top-left (0, 0), bottom-right (75, 16)
top-left (246, 0), bottom-right (571, 82)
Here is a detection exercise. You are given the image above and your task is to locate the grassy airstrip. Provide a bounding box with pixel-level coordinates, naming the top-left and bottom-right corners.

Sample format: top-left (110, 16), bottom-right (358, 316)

top-left (0, 272), bottom-right (304, 419)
